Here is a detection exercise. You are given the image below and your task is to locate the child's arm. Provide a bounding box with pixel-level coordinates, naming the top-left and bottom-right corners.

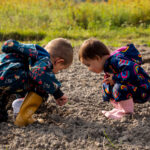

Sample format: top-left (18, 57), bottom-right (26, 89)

top-left (30, 57), bottom-right (65, 100)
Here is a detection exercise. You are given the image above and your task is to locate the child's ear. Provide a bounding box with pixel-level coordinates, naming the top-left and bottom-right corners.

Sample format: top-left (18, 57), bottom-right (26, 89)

top-left (55, 58), bottom-right (64, 64)
top-left (95, 55), bottom-right (101, 60)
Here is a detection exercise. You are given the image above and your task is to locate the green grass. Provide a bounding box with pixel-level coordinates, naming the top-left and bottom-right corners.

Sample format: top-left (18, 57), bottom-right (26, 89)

top-left (0, 0), bottom-right (150, 47)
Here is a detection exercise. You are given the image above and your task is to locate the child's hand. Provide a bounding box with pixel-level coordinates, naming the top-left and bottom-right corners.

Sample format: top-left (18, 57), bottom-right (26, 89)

top-left (55, 95), bottom-right (68, 106)
top-left (103, 73), bottom-right (115, 86)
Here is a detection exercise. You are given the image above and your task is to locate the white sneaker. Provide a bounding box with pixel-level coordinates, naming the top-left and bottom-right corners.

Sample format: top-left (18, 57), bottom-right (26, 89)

top-left (12, 98), bottom-right (24, 120)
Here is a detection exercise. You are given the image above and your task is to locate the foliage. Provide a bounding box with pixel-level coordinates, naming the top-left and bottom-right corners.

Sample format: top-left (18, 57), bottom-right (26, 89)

top-left (0, 0), bottom-right (150, 46)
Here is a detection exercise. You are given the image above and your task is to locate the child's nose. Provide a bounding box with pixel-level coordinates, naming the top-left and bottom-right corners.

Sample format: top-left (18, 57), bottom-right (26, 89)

top-left (88, 67), bottom-right (91, 71)
top-left (88, 67), bottom-right (93, 72)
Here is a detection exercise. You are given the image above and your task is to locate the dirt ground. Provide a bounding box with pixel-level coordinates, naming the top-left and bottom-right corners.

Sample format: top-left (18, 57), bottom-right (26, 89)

top-left (0, 45), bottom-right (150, 150)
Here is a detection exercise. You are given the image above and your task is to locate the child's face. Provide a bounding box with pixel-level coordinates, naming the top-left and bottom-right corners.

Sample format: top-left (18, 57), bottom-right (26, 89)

top-left (80, 56), bottom-right (104, 73)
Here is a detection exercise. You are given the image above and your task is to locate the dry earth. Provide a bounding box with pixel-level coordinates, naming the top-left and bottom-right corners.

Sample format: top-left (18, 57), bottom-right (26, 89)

top-left (0, 45), bottom-right (150, 150)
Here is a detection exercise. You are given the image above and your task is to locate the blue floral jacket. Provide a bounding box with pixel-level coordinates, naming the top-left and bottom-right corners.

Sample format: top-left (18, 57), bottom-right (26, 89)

top-left (0, 40), bottom-right (63, 99)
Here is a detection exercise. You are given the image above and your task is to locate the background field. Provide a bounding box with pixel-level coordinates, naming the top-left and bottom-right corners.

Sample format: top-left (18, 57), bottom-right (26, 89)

top-left (0, 0), bottom-right (150, 47)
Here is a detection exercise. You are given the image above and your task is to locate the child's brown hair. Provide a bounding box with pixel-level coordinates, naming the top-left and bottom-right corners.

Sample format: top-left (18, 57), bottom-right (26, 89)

top-left (79, 38), bottom-right (110, 60)
top-left (45, 38), bottom-right (73, 65)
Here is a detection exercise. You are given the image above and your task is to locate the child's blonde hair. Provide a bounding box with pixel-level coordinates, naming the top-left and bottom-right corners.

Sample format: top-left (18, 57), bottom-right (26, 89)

top-left (79, 38), bottom-right (110, 60)
top-left (45, 38), bottom-right (73, 65)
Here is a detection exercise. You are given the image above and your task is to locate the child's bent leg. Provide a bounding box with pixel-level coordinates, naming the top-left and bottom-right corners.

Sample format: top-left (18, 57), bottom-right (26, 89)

top-left (14, 92), bottom-right (43, 127)
top-left (0, 94), bottom-right (8, 122)
top-left (0, 108), bottom-right (8, 122)
top-left (102, 83), bottom-right (113, 102)
top-left (108, 98), bottom-right (134, 119)
top-left (103, 83), bottom-right (135, 119)
top-left (102, 83), bottom-right (116, 115)
top-left (12, 98), bottom-right (35, 124)
top-left (102, 82), bottom-right (121, 116)
top-left (103, 99), bottom-right (120, 117)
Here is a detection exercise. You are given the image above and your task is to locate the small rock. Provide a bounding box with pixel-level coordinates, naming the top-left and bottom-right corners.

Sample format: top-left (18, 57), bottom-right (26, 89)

top-left (37, 118), bottom-right (45, 124)
top-left (119, 136), bottom-right (128, 142)
top-left (95, 141), bottom-right (100, 147)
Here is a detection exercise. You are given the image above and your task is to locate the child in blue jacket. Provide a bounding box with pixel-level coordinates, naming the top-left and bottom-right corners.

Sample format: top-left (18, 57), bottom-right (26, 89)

top-left (0, 38), bottom-right (73, 126)
top-left (79, 38), bottom-right (150, 120)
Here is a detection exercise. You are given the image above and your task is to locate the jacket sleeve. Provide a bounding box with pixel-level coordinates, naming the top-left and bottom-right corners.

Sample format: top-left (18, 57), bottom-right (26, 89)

top-left (112, 56), bottom-right (139, 83)
top-left (1, 40), bottom-right (38, 59)
top-left (29, 57), bottom-right (64, 99)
